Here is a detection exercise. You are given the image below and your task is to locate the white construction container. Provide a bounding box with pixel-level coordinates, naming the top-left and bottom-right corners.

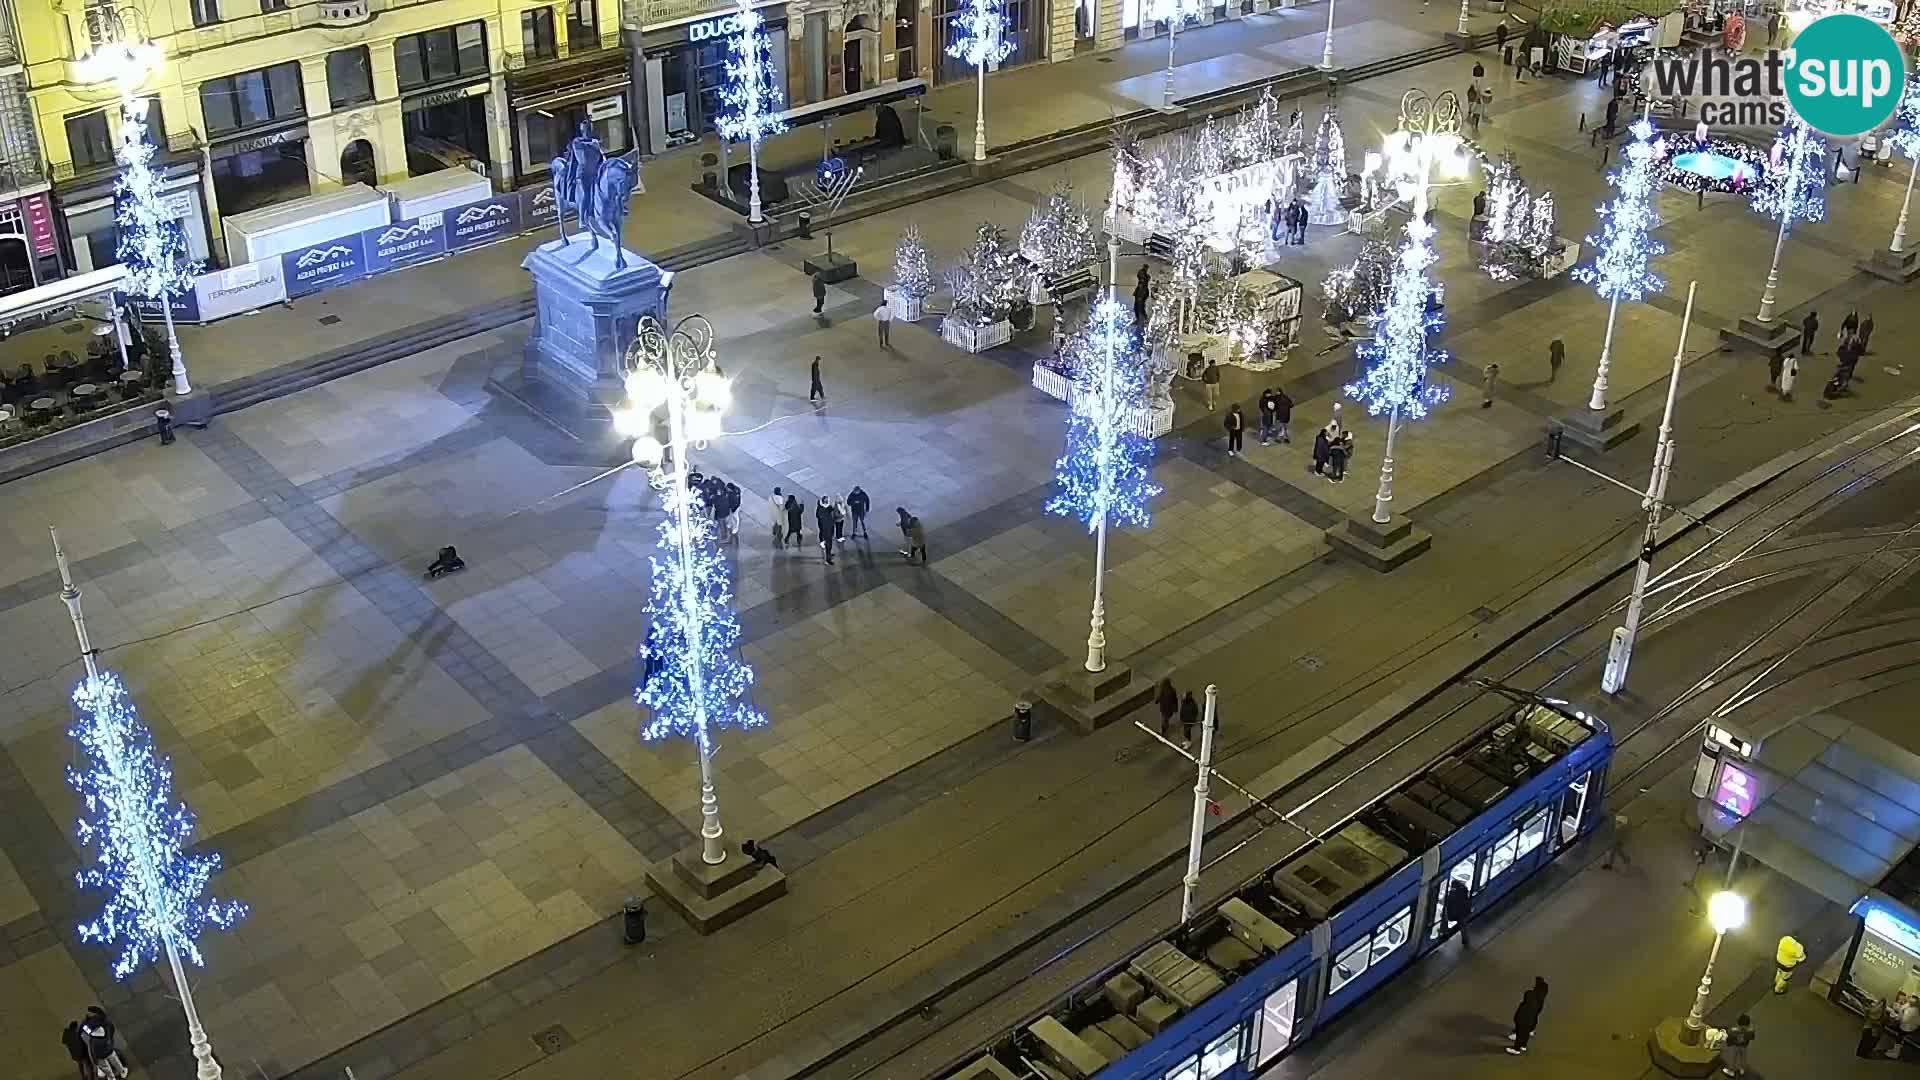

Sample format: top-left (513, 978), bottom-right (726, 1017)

top-left (222, 185), bottom-right (390, 266)
top-left (381, 170), bottom-right (494, 222)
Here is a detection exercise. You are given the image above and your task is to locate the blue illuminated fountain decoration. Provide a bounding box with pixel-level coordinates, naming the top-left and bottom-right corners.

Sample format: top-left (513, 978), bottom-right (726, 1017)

top-left (1658, 125), bottom-right (1770, 195)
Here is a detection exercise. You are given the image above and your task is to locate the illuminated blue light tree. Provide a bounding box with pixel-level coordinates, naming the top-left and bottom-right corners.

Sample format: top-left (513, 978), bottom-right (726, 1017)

top-left (53, 528), bottom-right (243, 1080)
top-left (622, 315), bottom-right (764, 867)
top-left (1884, 75), bottom-right (1920, 253)
top-left (1573, 116), bottom-right (1667, 412)
top-left (117, 94), bottom-right (199, 395)
top-left (1344, 213), bottom-right (1450, 525)
top-left (1752, 119), bottom-right (1826, 324)
top-left (948, 0), bottom-right (1013, 163)
top-left (1048, 299), bottom-right (1161, 673)
top-left (715, 0), bottom-right (787, 224)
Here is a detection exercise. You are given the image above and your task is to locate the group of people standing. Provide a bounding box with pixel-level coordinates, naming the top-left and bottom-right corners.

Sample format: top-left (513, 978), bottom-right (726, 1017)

top-left (769, 485), bottom-right (873, 566)
top-left (1154, 678), bottom-right (1211, 749)
top-left (1222, 386), bottom-right (1300, 457)
top-left (1784, 308), bottom-right (1875, 402)
top-left (60, 1007), bottom-right (128, 1080)
top-left (689, 470), bottom-right (745, 540)
top-left (1310, 408), bottom-right (1355, 483)
top-left (1268, 196), bottom-right (1311, 246)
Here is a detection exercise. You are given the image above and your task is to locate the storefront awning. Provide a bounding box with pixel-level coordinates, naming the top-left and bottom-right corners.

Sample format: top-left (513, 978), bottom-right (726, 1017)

top-left (0, 264), bottom-right (126, 327)
top-left (1703, 714), bottom-right (1920, 906)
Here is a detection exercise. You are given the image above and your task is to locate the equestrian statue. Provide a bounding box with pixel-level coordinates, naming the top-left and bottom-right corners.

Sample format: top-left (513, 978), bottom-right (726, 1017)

top-left (549, 122), bottom-right (641, 269)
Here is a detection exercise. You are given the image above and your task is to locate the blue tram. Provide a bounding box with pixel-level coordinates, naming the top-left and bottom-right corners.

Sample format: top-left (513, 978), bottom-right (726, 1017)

top-left (946, 700), bottom-right (1613, 1080)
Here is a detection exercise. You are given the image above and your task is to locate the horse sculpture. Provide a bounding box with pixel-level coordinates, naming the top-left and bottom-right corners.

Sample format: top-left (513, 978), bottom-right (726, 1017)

top-left (590, 157), bottom-right (641, 269)
top-left (548, 123), bottom-right (640, 269)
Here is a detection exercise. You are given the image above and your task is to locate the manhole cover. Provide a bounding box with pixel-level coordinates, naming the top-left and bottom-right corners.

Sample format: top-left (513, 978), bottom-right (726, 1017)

top-left (532, 1025), bottom-right (575, 1055)
top-left (318, 314), bottom-right (343, 325)
top-left (1471, 606), bottom-right (1498, 623)
top-left (1299, 654), bottom-right (1324, 672)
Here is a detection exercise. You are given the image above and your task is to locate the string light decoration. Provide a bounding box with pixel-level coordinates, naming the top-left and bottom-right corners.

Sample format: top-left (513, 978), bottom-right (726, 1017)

top-left (1884, 76), bottom-right (1920, 253)
top-left (1575, 118), bottom-right (1667, 305)
top-left (116, 96), bottom-right (198, 392)
top-left (1048, 298), bottom-right (1161, 672)
top-left (1752, 119), bottom-right (1826, 323)
top-left (948, 0), bottom-right (1014, 161)
top-left (892, 223), bottom-right (936, 304)
top-left (946, 222), bottom-right (1022, 324)
top-left (1020, 184), bottom-right (1099, 281)
top-left (1321, 231), bottom-right (1396, 324)
top-left (1345, 216), bottom-right (1450, 425)
top-left (714, 0), bottom-right (787, 223)
top-left (1657, 136), bottom-right (1768, 194)
top-left (68, 672), bottom-right (247, 981)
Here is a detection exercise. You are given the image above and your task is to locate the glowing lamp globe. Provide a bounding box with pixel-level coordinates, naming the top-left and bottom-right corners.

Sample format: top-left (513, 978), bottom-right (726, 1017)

top-left (694, 369), bottom-right (731, 410)
top-left (624, 368), bottom-right (669, 410)
top-left (611, 405), bottom-right (648, 438)
top-left (686, 409), bottom-right (723, 443)
top-left (1707, 891), bottom-right (1747, 933)
top-left (630, 435), bottom-right (663, 466)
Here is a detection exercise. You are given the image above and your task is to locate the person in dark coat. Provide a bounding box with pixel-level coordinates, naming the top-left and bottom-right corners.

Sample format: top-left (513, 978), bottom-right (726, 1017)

top-left (1507, 978), bottom-right (1546, 1053)
top-left (1495, 21), bottom-right (1509, 56)
top-left (847, 485), bottom-right (871, 538)
top-left (1258, 388), bottom-right (1279, 444)
top-left (1224, 404), bottom-right (1246, 456)
top-left (1842, 309), bottom-right (1860, 339)
top-left (1443, 879), bottom-right (1472, 946)
top-left (809, 355), bottom-right (825, 403)
top-left (1800, 309), bottom-right (1820, 354)
top-left (811, 269), bottom-right (827, 314)
top-left (1156, 678), bottom-right (1179, 737)
top-left (1312, 426), bottom-right (1332, 475)
top-left (1548, 338), bottom-right (1565, 381)
top-left (81, 1007), bottom-right (126, 1080)
top-left (897, 506), bottom-right (928, 564)
top-left (783, 494), bottom-right (805, 547)
top-left (1860, 313), bottom-right (1876, 353)
top-left (1327, 431), bottom-right (1352, 482)
top-left (1274, 388), bottom-right (1293, 443)
top-left (1134, 265), bottom-right (1152, 322)
top-left (62, 1021), bottom-right (92, 1080)
top-left (815, 496), bottom-right (837, 564)
top-left (1178, 691), bottom-right (1200, 748)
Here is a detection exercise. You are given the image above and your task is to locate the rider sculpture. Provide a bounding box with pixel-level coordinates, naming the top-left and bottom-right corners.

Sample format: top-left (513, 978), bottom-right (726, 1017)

top-left (549, 122), bottom-right (641, 269)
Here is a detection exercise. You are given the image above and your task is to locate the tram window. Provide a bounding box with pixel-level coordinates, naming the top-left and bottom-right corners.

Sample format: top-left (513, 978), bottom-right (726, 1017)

top-left (1165, 1056), bottom-right (1201, 1080)
top-left (1254, 980), bottom-right (1297, 1065)
top-left (1371, 905), bottom-right (1412, 965)
top-left (1200, 1025), bottom-right (1242, 1078)
top-left (1330, 935), bottom-right (1371, 995)
top-left (1486, 831), bottom-right (1520, 881)
top-left (1518, 808), bottom-right (1550, 857)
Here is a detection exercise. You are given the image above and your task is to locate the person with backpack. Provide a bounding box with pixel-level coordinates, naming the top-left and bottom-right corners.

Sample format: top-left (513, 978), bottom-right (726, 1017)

top-left (82, 1007), bottom-right (127, 1080)
top-left (1722, 1014), bottom-right (1755, 1076)
top-left (62, 1020), bottom-right (93, 1080)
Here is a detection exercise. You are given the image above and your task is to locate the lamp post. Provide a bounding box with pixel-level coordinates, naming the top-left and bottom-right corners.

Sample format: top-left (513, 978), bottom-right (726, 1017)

top-left (1754, 122), bottom-right (1824, 324)
top-left (1369, 89), bottom-right (1467, 526)
top-left (1180, 684), bottom-right (1218, 922)
top-left (1682, 891), bottom-right (1748, 1045)
top-left (948, 0), bottom-right (1013, 162)
top-left (1455, 0), bottom-right (1470, 35)
top-left (1321, 0), bottom-right (1338, 69)
top-left (617, 315), bottom-right (743, 866)
top-left (1886, 77), bottom-right (1920, 253)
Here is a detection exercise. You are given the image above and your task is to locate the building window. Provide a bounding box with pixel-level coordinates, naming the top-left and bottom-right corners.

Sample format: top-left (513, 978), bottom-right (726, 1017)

top-left (567, 0), bottom-right (599, 44)
top-left (327, 47), bottom-right (375, 108)
top-left (190, 0), bottom-right (221, 26)
top-left (261, 0), bottom-right (290, 10)
top-left (522, 8), bottom-right (557, 59)
top-left (199, 61), bottom-right (307, 136)
top-left (894, 4), bottom-right (916, 80)
top-left (66, 109), bottom-right (114, 168)
top-left (395, 21), bottom-right (489, 91)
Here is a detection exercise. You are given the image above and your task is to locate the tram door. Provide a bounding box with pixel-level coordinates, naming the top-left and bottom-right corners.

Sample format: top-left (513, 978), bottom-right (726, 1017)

top-left (1428, 853), bottom-right (1478, 941)
top-left (1557, 770), bottom-right (1593, 849)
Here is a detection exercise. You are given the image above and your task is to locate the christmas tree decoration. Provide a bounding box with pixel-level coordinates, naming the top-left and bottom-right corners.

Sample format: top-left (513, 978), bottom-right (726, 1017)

top-left (1575, 116), bottom-right (1667, 411)
top-left (637, 484), bottom-right (764, 747)
top-left (891, 223), bottom-right (935, 318)
top-left (1321, 230), bottom-right (1398, 325)
top-left (947, 0), bottom-right (1014, 162)
top-left (1283, 109), bottom-right (1307, 159)
top-left (1345, 214), bottom-right (1450, 524)
top-left (1482, 178), bottom-right (1567, 282)
top-left (1020, 184), bottom-right (1099, 283)
top-left (946, 222), bottom-right (1021, 325)
top-left (1307, 110), bottom-right (1348, 226)
top-left (1048, 298), bottom-right (1161, 671)
top-left (714, 0), bottom-right (787, 224)
top-left (1885, 75), bottom-right (1920, 253)
top-left (116, 97), bottom-right (198, 395)
top-left (1752, 119), bottom-right (1826, 323)
top-left (1481, 149), bottom-right (1523, 244)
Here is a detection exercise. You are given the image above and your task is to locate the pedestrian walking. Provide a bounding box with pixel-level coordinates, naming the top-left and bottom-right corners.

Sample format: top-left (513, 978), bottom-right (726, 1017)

top-left (1178, 690), bottom-right (1200, 749)
top-left (847, 485), bottom-right (871, 538)
top-left (1601, 812), bottom-right (1632, 869)
top-left (81, 1008), bottom-right (126, 1080)
top-left (1774, 934), bottom-right (1806, 994)
top-left (1202, 360), bottom-right (1221, 411)
top-left (1604, 95), bottom-right (1620, 139)
top-left (874, 292), bottom-right (893, 348)
top-left (770, 487), bottom-right (787, 547)
top-left (1465, 84), bottom-right (1483, 137)
top-left (1443, 878), bottom-right (1471, 945)
top-left (1860, 999), bottom-right (1890, 1058)
top-left (1767, 10), bottom-right (1780, 44)
top-left (831, 495), bottom-right (847, 545)
top-left (1860, 313), bottom-right (1876, 353)
top-left (815, 496), bottom-right (837, 564)
top-left (784, 494), bottom-right (804, 547)
top-left (811, 268), bottom-right (827, 315)
top-left (1225, 404), bottom-right (1246, 456)
top-left (1495, 21), bottom-right (1509, 56)
top-left (63, 1021), bottom-right (93, 1080)
top-left (1328, 430), bottom-right (1352, 482)
top-left (1292, 199), bottom-right (1309, 244)
top-left (1258, 388), bottom-right (1278, 444)
top-left (1274, 387), bottom-right (1293, 443)
top-left (1134, 265), bottom-right (1152, 323)
top-left (1482, 362), bottom-right (1499, 408)
top-left (809, 355), bottom-right (825, 403)
top-left (1842, 308), bottom-right (1860, 340)
top-left (1722, 1014), bottom-right (1754, 1076)
top-left (1800, 309), bottom-right (1819, 354)
top-left (1507, 977), bottom-right (1549, 1053)
top-left (725, 481), bottom-right (742, 540)
top-left (1311, 426), bottom-right (1331, 476)
top-left (1767, 351), bottom-right (1784, 392)
top-left (1548, 338), bottom-right (1565, 381)
top-left (1156, 678), bottom-right (1179, 737)
top-left (897, 506), bottom-right (928, 564)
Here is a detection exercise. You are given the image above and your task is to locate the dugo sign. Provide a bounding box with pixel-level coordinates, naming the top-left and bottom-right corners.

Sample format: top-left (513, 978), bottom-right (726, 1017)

top-left (1647, 14), bottom-right (1905, 136)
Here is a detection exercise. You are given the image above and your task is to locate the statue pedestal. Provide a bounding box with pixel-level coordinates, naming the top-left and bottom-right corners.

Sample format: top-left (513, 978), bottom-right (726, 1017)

top-left (518, 234), bottom-right (670, 408)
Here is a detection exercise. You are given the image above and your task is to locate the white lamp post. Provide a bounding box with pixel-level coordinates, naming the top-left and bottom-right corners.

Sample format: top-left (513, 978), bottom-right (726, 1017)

top-left (618, 316), bottom-right (744, 866)
top-left (1456, 0), bottom-right (1470, 35)
top-left (1893, 159), bottom-right (1917, 253)
top-left (1321, 0), bottom-right (1338, 69)
top-left (1180, 684), bottom-right (1218, 921)
top-left (948, 0), bottom-right (1013, 162)
top-left (1682, 891), bottom-right (1747, 1045)
top-left (1755, 123), bottom-right (1824, 324)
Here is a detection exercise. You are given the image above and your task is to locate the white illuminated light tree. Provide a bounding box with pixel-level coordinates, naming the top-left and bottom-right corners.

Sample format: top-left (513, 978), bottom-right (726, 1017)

top-left (617, 316), bottom-right (763, 866)
top-left (53, 527), bottom-right (245, 1080)
top-left (1752, 119), bottom-right (1827, 324)
top-left (1572, 116), bottom-right (1666, 411)
top-left (948, 0), bottom-right (1014, 162)
top-left (1048, 299), bottom-right (1161, 673)
top-left (715, 0), bottom-right (788, 224)
top-left (1885, 75), bottom-right (1920, 253)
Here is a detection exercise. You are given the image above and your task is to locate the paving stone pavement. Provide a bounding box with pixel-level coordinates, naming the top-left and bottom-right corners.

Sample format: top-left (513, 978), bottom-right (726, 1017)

top-left (2, 21), bottom-right (1920, 1080)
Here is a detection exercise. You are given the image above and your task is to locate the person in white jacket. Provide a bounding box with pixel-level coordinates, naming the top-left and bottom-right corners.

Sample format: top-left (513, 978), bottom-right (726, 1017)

top-left (1779, 354), bottom-right (1799, 402)
top-left (769, 487), bottom-right (787, 548)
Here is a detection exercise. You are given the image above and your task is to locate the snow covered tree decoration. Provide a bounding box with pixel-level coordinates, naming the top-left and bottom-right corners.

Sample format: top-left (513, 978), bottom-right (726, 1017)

top-left (116, 96), bottom-right (198, 393)
top-left (1482, 150), bottom-right (1523, 243)
top-left (1049, 298), bottom-right (1161, 531)
top-left (1021, 184), bottom-right (1098, 281)
top-left (68, 671), bottom-right (247, 981)
top-left (1752, 119), bottom-right (1827, 228)
top-left (1321, 230), bottom-right (1396, 325)
top-left (947, 222), bottom-right (1021, 324)
top-left (637, 481), bottom-right (764, 746)
top-left (893, 223), bottom-right (935, 300)
top-left (1306, 109), bottom-right (1348, 226)
top-left (1345, 214), bottom-right (1450, 522)
top-left (714, 0), bottom-right (787, 222)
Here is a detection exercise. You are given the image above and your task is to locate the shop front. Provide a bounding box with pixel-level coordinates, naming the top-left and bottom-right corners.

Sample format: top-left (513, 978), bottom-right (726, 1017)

top-left (0, 193), bottom-right (61, 294)
top-left (57, 155), bottom-right (214, 275)
top-left (401, 81), bottom-right (493, 176)
top-left (632, 1), bottom-right (791, 154)
top-left (506, 52), bottom-right (633, 188)
top-left (209, 124), bottom-right (312, 218)
top-left (934, 0), bottom-right (1042, 83)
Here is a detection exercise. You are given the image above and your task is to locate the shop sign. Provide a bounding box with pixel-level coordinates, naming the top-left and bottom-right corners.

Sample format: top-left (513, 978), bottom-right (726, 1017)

top-left (129, 289), bottom-right (202, 323)
top-left (522, 184), bottom-right (561, 228)
top-left (446, 194), bottom-right (521, 251)
top-left (218, 126), bottom-right (308, 157)
top-left (406, 84), bottom-right (484, 111)
top-left (1711, 761), bottom-right (1757, 819)
top-left (282, 236), bottom-right (369, 297)
top-left (362, 211), bottom-right (448, 273)
top-left (587, 95), bottom-right (625, 121)
top-left (1862, 905), bottom-right (1920, 959)
top-left (194, 258), bottom-right (286, 320)
top-left (689, 11), bottom-right (747, 41)
top-left (21, 194), bottom-right (54, 257)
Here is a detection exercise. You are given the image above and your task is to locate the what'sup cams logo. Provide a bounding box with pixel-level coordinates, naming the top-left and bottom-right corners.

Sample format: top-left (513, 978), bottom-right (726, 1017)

top-left (1648, 13), bottom-right (1906, 136)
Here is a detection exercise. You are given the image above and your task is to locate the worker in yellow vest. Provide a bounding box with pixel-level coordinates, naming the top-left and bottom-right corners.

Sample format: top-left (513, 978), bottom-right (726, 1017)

top-left (1775, 935), bottom-right (1806, 994)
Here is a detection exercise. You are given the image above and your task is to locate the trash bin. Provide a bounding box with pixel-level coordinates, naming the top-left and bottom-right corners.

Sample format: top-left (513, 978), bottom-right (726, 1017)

top-left (796, 211), bottom-right (813, 239)
top-left (623, 897), bottom-right (647, 944)
top-left (935, 124), bottom-right (959, 161)
top-left (155, 408), bottom-right (175, 446)
top-left (1013, 700), bottom-right (1033, 742)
